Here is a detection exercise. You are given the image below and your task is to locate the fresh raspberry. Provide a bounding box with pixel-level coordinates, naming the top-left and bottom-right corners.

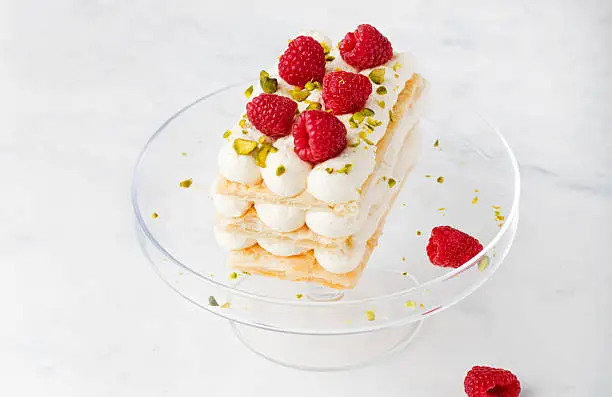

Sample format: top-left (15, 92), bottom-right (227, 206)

top-left (426, 226), bottom-right (483, 268)
top-left (339, 24), bottom-right (393, 70)
top-left (464, 366), bottom-right (521, 397)
top-left (246, 93), bottom-right (297, 138)
top-left (322, 71), bottom-right (372, 115)
top-left (278, 36), bottom-right (326, 88)
top-left (292, 110), bottom-right (347, 164)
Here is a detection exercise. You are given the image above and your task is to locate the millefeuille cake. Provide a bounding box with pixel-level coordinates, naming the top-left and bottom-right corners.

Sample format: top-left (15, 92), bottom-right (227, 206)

top-left (213, 24), bottom-right (428, 289)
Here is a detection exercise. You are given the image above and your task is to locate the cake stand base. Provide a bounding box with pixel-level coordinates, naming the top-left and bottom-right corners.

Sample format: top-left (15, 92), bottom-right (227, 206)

top-left (231, 320), bottom-right (423, 371)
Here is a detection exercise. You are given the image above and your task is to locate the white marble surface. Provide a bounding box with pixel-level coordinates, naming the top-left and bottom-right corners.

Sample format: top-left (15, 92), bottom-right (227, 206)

top-left (2, 0), bottom-right (611, 395)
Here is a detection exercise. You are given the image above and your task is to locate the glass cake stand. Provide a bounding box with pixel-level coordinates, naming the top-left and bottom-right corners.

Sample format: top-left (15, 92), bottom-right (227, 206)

top-left (131, 82), bottom-right (520, 371)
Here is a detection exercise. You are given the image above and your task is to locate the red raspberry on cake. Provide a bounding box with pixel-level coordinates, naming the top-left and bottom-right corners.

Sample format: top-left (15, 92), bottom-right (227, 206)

top-left (426, 226), bottom-right (483, 268)
top-left (278, 36), bottom-right (326, 88)
top-left (292, 110), bottom-right (347, 164)
top-left (246, 93), bottom-right (297, 138)
top-left (322, 71), bottom-right (373, 115)
top-left (464, 366), bottom-right (521, 397)
top-left (339, 24), bottom-right (393, 70)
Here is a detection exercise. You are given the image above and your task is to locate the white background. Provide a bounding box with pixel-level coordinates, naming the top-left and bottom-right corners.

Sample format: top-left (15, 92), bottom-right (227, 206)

top-left (2, 0), bottom-right (611, 395)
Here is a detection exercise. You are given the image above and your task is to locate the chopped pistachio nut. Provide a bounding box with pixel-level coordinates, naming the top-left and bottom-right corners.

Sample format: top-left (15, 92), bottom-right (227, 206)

top-left (405, 300), bottom-right (416, 309)
top-left (220, 302), bottom-right (231, 309)
top-left (425, 174), bottom-right (432, 178)
top-left (394, 73), bottom-right (399, 78)
top-left (306, 102), bottom-right (322, 110)
top-left (356, 188), bottom-right (362, 195)
top-left (365, 310), bottom-right (376, 321)
top-left (259, 70), bottom-right (278, 93)
top-left (402, 257), bottom-right (406, 262)
top-left (244, 85), bottom-right (254, 98)
top-left (377, 100), bottom-right (385, 109)
top-left (304, 80), bottom-right (322, 91)
top-left (368, 68), bottom-right (385, 84)
top-left (388, 178), bottom-right (397, 188)
top-left (152, 212), bottom-right (159, 219)
top-left (229, 272), bottom-right (238, 279)
top-left (352, 111), bottom-right (365, 124)
top-left (359, 131), bottom-right (375, 145)
top-left (336, 163), bottom-right (353, 174)
top-left (367, 117), bottom-right (382, 127)
top-left (289, 87), bottom-right (310, 102)
top-left (376, 86), bottom-right (388, 95)
top-left (258, 136), bottom-right (266, 144)
top-left (254, 143), bottom-right (272, 167)
top-left (241, 130), bottom-right (248, 135)
top-left (276, 165), bottom-right (286, 176)
top-left (296, 293), bottom-right (304, 299)
top-left (270, 146), bottom-right (278, 153)
top-left (478, 256), bottom-right (490, 272)
top-left (433, 139), bottom-right (440, 147)
top-left (208, 296), bottom-right (219, 306)
top-left (492, 205), bottom-right (501, 210)
top-left (416, 230), bottom-right (422, 236)
top-left (436, 176), bottom-right (445, 183)
top-left (181, 152), bottom-right (187, 156)
top-left (348, 139), bottom-right (360, 148)
top-left (320, 41), bottom-right (331, 54)
top-left (238, 119), bottom-right (246, 128)
top-left (223, 130), bottom-right (232, 139)
top-left (474, 189), bottom-right (479, 192)
top-left (179, 178), bottom-right (193, 188)
top-left (364, 124), bottom-right (375, 132)
top-left (361, 108), bottom-right (375, 117)
top-left (402, 271), bottom-right (408, 276)
top-left (233, 138), bottom-right (258, 155)
top-left (388, 110), bottom-right (394, 122)
top-left (419, 303), bottom-right (425, 309)
top-left (325, 167), bottom-right (334, 174)
top-left (325, 55), bottom-right (335, 62)
top-left (472, 196), bottom-right (479, 204)
top-left (348, 118), bottom-right (359, 128)
top-left (392, 62), bottom-right (401, 72)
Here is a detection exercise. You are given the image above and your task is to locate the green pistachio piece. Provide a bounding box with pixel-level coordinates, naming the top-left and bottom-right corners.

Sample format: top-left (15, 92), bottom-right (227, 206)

top-left (320, 41), bottom-right (331, 54)
top-left (348, 118), bottom-right (359, 128)
top-left (365, 310), bottom-right (375, 321)
top-left (376, 86), bottom-right (388, 95)
top-left (368, 68), bottom-right (385, 84)
top-left (238, 119), bottom-right (246, 128)
top-left (359, 131), bottom-right (375, 145)
top-left (233, 138), bottom-right (258, 155)
top-left (388, 110), bottom-right (394, 122)
top-left (289, 87), bottom-right (310, 102)
top-left (325, 55), bottom-right (335, 62)
top-left (325, 167), bottom-right (334, 174)
top-left (388, 178), bottom-right (397, 188)
top-left (179, 178), bottom-right (193, 188)
top-left (276, 165), bottom-right (285, 176)
top-left (306, 102), bottom-right (322, 110)
top-left (377, 100), bottom-right (385, 109)
top-left (229, 272), bottom-right (238, 279)
top-left (393, 62), bottom-right (401, 72)
top-left (478, 256), bottom-right (490, 272)
top-left (364, 124), bottom-right (375, 132)
top-left (259, 70), bottom-right (278, 93)
top-left (208, 296), bottom-right (219, 306)
top-left (367, 117), bottom-right (382, 127)
top-left (223, 130), bottom-right (232, 139)
top-left (336, 163), bottom-right (353, 174)
top-left (241, 130), bottom-right (248, 135)
top-left (244, 85), bottom-right (254, 98)
top-left (270, 146), bottom-right (278, 153)
top-left (348, 139), bottom-right (360, 148)
top-left (352, 111), bottom-right (365, 124)
top-left (405, 300), bottom-right (416, 309)
top-left (361, 108), bottom-right (375, 117)
top-left (254, 143), bottom-right (272, 167)
top-left (304, 81), bottom-right (321, 91)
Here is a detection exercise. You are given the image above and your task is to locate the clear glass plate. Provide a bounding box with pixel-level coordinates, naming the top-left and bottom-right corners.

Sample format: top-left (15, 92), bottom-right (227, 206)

top-left (131, 82), bottom-right (520, 370)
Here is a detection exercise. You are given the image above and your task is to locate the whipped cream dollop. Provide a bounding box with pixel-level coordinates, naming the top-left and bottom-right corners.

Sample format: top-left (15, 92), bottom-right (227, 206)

top-left (214, 226), bottom-right (256, 250)
top-left (260, 136), bottom-right (312, 197)
top-left (218, 139), bottom-right (262, 186)
top-left (305, 209), bottom-right (361, 238)
top-left (314, 244), bottom-right (366, 274)
top-left (213, 194), bottom-right (252, 218)
top-left (255, 203), bottom-right (306, 232)
top-left (257, 238), bottom-right (308, 257)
